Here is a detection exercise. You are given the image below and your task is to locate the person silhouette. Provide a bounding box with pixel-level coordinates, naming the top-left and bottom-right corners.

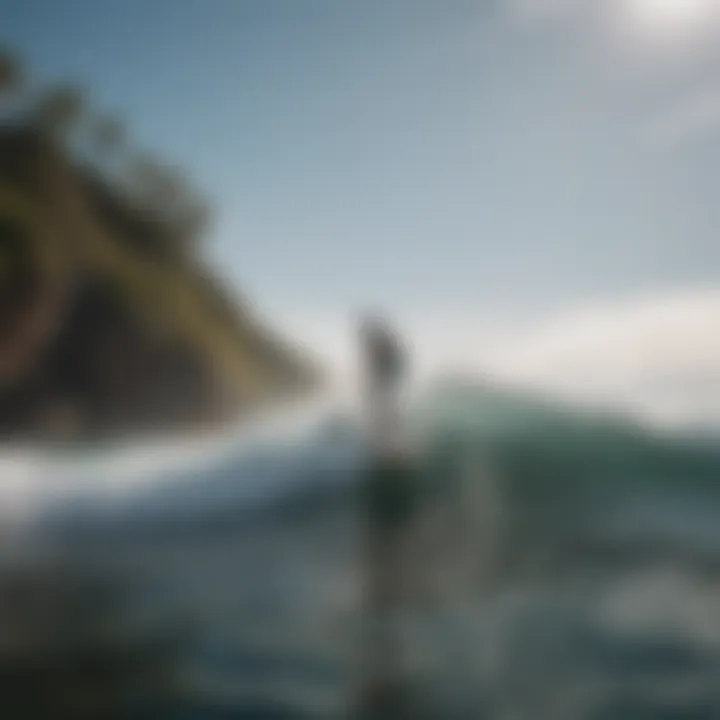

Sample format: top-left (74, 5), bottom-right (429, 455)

top-left (359, 315), bottom-right (407, 393)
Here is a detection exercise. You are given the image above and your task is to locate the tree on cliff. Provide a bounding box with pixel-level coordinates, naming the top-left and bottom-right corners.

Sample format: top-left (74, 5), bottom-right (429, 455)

top-left (0, 47), bottom-right (318, 440)
top-left (30, 84), bottom-right (84, 142)
top-left (92, 115), bottom-right (124, 156)
top-left (0, 48), bottom-right (23, 97)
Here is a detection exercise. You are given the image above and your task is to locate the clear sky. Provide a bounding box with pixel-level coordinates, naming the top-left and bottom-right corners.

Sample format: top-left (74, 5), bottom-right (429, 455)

top-left (4, 0), bottom-right (720, 424)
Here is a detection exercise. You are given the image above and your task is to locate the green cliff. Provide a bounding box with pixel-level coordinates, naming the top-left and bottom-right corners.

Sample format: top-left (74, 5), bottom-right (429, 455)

top-left (0, 127), bottom-right (318, 441)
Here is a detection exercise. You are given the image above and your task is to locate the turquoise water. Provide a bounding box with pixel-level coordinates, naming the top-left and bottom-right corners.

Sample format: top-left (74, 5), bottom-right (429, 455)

top-left (11, 383), bottom-right (720, 718)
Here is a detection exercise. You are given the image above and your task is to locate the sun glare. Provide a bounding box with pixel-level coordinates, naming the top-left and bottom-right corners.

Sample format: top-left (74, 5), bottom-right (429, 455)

top-left (625, 0), bottom-right (720, 33)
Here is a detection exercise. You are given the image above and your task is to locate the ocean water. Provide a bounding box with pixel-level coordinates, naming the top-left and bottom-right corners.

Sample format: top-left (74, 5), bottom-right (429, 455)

top-left (3, 386), bottom-right (720, 719)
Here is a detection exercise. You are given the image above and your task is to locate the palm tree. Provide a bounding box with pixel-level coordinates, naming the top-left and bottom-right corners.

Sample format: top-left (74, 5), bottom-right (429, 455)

top-left (88, 115), bottom-right (125, 178)
top-left (151, 166), bottom-right (185, 214)
top-left (0, 48), bottom-right (24, 119)
top-left (177, 199), bottom-right (210, 246)
top-left (125, 155), bottom-right (165, 205)
top-left (0, 48), bottom-right (22, 96)
top-left (123, 150), bottom-right (213, 253)
top-left (152, 176), bottom-right (211, 249)
top-left (92, 115), bottom-right (124, 158)
top-left (31, 84), bottom-right (84, 144)
top-left (126, 158), bottom-right (194, 221)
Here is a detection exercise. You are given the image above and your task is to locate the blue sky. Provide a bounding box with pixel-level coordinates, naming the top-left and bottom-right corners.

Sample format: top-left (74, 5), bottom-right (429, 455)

top-left (4, 0), bottom-right (720, 423)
